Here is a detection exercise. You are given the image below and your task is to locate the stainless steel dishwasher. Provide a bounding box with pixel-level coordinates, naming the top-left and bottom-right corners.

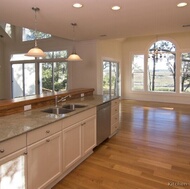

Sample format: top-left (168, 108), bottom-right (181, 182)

top-left (96, 101), bottom-right (111, 145)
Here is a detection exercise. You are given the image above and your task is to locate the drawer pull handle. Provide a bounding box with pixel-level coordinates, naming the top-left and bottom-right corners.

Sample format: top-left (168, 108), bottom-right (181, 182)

top-left (0, 149), bottom-right (5, 153)
top-left (46, 130), bottom-right (50, 134)
top-left (46, 139), bottom-right (50, 142)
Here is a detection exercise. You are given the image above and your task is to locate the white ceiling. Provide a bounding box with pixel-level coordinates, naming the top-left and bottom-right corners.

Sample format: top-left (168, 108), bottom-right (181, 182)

top-left (0, 0), bottom-right (190, 41)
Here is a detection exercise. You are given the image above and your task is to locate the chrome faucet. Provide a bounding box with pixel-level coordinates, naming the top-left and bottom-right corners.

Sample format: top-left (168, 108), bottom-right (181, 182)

top-left (55, 95), bottom-right (71, 107)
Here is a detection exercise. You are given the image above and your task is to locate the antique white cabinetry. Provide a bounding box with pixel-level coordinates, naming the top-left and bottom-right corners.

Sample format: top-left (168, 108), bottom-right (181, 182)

top-left (0, 134), bottom-right (27, 189)
top-left (110, 98), bottom-right (120, 136)
top-left (0, 106), bottom-right (98, 189)
top-left (62, 122), bottom-right (82, 170)
top-left (62, 107), bottom-right (96, 171)
top-left (27, 121), bottom-right (62, 189)
top-left (81, 115), bottom-right (96, 155)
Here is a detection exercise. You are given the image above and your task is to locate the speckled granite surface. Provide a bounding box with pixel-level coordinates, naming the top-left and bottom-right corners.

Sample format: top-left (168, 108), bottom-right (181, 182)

top-left (0, 95), bottom-right (119, 142)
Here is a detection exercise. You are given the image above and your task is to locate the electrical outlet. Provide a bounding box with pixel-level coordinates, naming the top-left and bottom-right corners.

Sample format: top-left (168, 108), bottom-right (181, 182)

top-left (24, 104), bottom-right (32, 111)
top-left (81, 93), bottom-right (84, 97)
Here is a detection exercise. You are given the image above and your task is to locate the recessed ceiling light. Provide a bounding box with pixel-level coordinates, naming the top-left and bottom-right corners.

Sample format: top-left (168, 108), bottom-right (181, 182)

top-left (177, 2), bottom-right (187, 7)
top-left (112, 6), bottom-right (121, 11)
top-left (100, 34), bottom-right (107, 37)
top-left (73, 3), bottom-right (83, 8)
top-left (182, 24), bottom-right (190, 27)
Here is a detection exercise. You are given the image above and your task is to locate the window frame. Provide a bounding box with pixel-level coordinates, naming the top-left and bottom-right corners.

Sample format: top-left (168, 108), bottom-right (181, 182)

top-left (11, 52), bottom-right (68, 98)
top-left (131, 54), bottom-right (145, 91)
top-left (102, 60), bottom-right (120, 96)
top-left (130, 40), bottom-right (181, 94)
top-left (180, 52), bottom-right (190, 93)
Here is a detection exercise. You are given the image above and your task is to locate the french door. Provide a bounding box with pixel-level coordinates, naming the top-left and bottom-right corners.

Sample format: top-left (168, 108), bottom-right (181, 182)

top-left (103, 61), bottom-right (119, 96)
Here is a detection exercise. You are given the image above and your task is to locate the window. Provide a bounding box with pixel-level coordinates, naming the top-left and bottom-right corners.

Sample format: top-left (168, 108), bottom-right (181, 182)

top-left (11, 51), bottom-right (68, 98)
top-left (22, 28), bottom-right (51, 41)
top-left (148, 40), bottom-right (176, 92)
top-left (12, 63), bottom-right (36, 98)
top-left (181, 53), bottom-right (190, 92)
top-left (131, 40), bottom-right (178, 93)
top-left (39, 62), bottom-right (68, 93)
top-left (0, 23), bottom-right (12, 38)
top-left (103, 61), bottom-right (119, 96)
top-left (132, 55), bottom-right (144, 91)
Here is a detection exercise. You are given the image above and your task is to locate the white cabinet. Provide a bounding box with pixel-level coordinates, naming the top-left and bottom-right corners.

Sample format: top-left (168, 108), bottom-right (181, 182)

top-left (27, 121), bottom-right (62, 189)
top-left (0, 134), bottom-right (27, 189)
top-left (62, 108), bottom-right (96, 171)
top-left (62, 123), bottom-right (82, 170)
top-left (82, 115), bottom-right (96, 155)
top-left (110, 98), bottom-right (120, 136)
top-left (0, 106), bottom-right (97, 189)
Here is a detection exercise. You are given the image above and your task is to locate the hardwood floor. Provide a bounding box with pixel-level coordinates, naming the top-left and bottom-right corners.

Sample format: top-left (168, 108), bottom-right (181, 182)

top-left (52, 100), bottom-right (190, 189)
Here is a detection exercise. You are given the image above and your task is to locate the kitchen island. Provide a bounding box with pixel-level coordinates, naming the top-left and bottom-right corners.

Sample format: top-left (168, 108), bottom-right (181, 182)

top-left (0, 94), bottom-right (118, 142)
top-left (0, 92), bottom-right (119, 189)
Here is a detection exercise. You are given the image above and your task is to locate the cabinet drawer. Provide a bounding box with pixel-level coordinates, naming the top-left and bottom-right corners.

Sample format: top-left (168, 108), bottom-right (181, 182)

top-left (0, 134), bottom-right (26, 159)
top-left (111, 106), bottom-right (119, 116)
top-left (27, 120), bottom-right (62, 145)
top-left (62, 107), bottom-right (96, 129)
top-left (111, 113), bottom-right (119, 125)
top-left (111, 121), bottom-right (119, 134)
top-left (111, 98), bottom-right (119, 107)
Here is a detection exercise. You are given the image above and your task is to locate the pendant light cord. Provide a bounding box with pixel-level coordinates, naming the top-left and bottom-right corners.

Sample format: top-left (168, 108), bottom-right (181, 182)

top-left (32, 7), bottom-right (40, 47)
top-left (71, 23), bottom-right (77, 54)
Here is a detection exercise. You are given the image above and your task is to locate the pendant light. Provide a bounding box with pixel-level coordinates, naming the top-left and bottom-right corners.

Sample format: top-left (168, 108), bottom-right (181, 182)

top-left (25, 7), bottom-right (46, 58)
top-left (66, 23), bottom-right (82, 62)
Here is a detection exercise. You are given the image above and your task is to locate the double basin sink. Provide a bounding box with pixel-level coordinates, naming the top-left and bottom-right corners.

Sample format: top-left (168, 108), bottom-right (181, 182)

top-left (42, 104), bottom-right (87, 115)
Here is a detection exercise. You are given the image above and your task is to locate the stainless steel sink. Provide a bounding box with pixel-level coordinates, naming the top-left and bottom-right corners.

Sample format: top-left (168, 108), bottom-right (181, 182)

top-left (62, 104), bottom-right (87, 109)
top-left (42, 107), bottom-right (74, 114)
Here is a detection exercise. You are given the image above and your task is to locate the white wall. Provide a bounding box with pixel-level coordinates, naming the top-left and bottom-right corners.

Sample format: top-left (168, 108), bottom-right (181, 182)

top-left (96, 39), bottom-right (122, 95)
top-left (122, 31), bottom-right (190, 104)
top-left (1, 26), bottom-right (123, 99)
top-left (69, 40), bottom-right (98, 93)
top-left (2, 33), bottom-right (74, 99)
top-left (3, 25), bottom-right (190, 104)
top-left (0, 40), bottom-right (4, 99)
top-left (70, 39), bottom-right (122, 95)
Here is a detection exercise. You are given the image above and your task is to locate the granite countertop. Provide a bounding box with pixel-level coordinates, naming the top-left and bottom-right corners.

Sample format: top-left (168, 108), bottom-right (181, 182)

top-left (0, 95), bottom-right (119, 143)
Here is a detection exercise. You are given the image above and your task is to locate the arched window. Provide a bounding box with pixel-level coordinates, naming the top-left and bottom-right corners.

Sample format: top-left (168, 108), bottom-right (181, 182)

top-left (148, 40), bottom-right (176, 92)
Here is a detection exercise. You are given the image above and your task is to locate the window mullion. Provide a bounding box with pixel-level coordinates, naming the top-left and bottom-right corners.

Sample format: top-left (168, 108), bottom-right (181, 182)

top-left (144, 54), bottom-right (148, 92)
top-left (22, 64), bottom-right (25, 97)
top-left (52, 63), bottom-right (55, 91)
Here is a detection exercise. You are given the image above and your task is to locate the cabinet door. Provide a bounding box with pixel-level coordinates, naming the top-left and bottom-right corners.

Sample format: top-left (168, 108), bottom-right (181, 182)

top-left (62, 123), bottom-right (81, 171)
top-left (0, 148), bottom-right (27, 189)
top-left (82, 115), bottom-right (96, 155)
top-left (27, 132), bottom-right (62, 189)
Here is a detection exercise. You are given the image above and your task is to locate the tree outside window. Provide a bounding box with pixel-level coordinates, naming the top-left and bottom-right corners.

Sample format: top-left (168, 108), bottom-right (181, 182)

top-left (11, 51), bottom-right (68, 98)
top-left (103, 61), bottom-right (119, 96)
top-left (22, 28), bottom-right (51, 41)
top-left (132, 55), bottom-right (144, 91)
top-left (39, 62), bottom-right (68, 93)
top-left (181, 53), bottom-right (190, 92)
top-left (148, 40), bottom-right (176, 92)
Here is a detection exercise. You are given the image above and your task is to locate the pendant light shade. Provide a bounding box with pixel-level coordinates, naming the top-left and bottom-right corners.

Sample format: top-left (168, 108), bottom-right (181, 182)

top-left (66, 23), bottom-right (82, 62)
top-left (25, 40), bottom-right (46, 57)
top-left (25, 47), bottom-right (46, 57)
top-left (25, 7), bottom-right (46, 58)
top-left (66, 53), bottom-right (83, 61)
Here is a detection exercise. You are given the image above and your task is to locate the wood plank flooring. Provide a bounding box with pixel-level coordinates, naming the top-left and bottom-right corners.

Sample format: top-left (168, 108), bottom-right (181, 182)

top-left (52, 100), bottom-right (190, 189)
